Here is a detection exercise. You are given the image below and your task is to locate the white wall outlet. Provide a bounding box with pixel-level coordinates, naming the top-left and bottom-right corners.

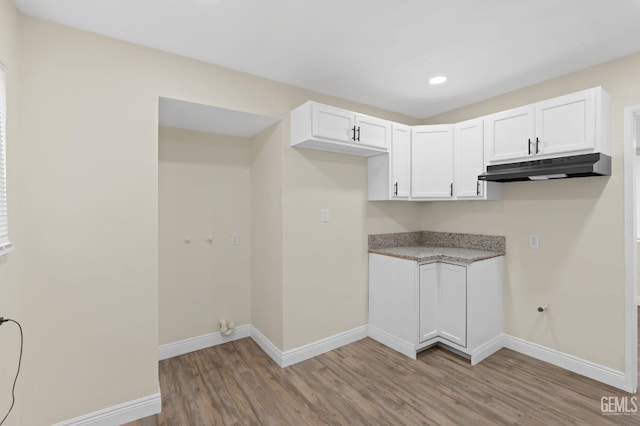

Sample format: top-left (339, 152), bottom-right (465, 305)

top-left (231, 232), bottom-right (239, 246)
top-left (528, 234), bottom-right (540, 249)
top-left (321, 208), bottom-right (330, 223)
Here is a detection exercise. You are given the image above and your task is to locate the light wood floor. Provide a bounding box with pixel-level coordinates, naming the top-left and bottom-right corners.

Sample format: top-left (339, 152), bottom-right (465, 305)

top-left (128, 318), bottom-right (639, 425)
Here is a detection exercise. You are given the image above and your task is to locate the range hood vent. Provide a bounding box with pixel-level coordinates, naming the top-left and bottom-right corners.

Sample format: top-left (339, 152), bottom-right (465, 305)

top-left (478, 153), bottom-right (611, 182)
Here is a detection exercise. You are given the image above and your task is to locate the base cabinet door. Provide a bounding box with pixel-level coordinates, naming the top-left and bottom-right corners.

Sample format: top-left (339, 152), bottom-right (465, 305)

top-left (419, 263), bottom-right (439, 342)
top-left (419, 263), bottom-right (467, 347)
top-left (369, 254), bottom-right (418, 347)
top-left (438, 264), bottom-right (467, 347)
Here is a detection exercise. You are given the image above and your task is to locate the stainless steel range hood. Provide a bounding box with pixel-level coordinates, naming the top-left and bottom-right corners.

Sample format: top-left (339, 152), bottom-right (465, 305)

top-left (477, 153), bottom-right (611, 182)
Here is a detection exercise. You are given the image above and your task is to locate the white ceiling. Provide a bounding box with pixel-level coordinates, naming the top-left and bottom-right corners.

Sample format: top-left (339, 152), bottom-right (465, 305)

top-left (12, 0), bottom-right (640, 118)
top-left (159, 97), bottom-right (280, 138)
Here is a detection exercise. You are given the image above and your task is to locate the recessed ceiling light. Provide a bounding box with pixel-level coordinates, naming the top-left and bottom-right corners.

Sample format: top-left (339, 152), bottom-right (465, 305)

top-left (429, 76), bottom-right (448, 85)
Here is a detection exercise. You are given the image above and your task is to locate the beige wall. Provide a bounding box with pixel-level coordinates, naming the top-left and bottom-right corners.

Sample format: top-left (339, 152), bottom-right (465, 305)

top-left (250, 123), bottom-right (284, 348)
top-left (282, 145), bottom-right (423, 349)
top-left (0, 1), bottom-right (21, 425)
top-left (15, 14), bottom-right (418, 425)
top-left (13, 4), bottom-right (636, 422)
top-left (18, 18), bottom-right (161, 426)
top-left (282, 147), bottom-right (370, 349)
top-left (421, 53), bottom-right (640, 371)
top-left (158, 127), bottom-right (251, 345)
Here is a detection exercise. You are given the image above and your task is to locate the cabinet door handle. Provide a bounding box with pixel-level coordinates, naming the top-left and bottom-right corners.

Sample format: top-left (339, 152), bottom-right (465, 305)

top-left (394, 182), bottom-right (398, 196)
top-left (351, 126), bottom-right (356, 141)
top-left (477, 181), bottom-right (481, 196)
top-left (528, 138), bottom-right (532, 155)
top-left (356, 126), bottom-right (361, 141)
top-left (450, 183), bottom-right (453, 197)
top-left (535, 137), bottom-right (540, 154)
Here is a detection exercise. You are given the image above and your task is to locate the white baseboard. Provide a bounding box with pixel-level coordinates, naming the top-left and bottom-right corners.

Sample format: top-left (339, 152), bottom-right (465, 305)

top-left (368, 325), bottom-right (416, 360)
top-left (250, 324), bottom-right (370, 368)
top-left (471, 334), bottom-right (504, 366)
top-left (503, 335), bottom-right (630, 392)
top-left (159, 325), bottom-right (251, 360)
top-left (637, 295), bottom-right (640, 306)
top-left (162, 324), bottom-right (369, 369)
top-left (52, 393), bottom-right (161, 426)
top-left (250, 326), bottom-right (283, 367)
top-left (282, 325), bottom-right (368, 367)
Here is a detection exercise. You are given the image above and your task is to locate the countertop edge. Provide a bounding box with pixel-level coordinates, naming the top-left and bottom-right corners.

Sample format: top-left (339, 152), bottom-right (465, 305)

top-left (368, 249), bottom-right (505, 265)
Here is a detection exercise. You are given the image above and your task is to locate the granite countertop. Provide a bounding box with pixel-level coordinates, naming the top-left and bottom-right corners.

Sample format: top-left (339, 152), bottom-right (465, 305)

top-left (368, 231), bottom-right (506, 264)
top-left (369, 245), bottom-right (503, 264)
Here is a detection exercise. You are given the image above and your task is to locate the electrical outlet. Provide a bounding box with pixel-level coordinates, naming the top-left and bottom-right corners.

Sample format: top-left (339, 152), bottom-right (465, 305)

top-left (231, 232), bottom-right (239, 246)
top-left (528, 234), bottom-right (540, 249)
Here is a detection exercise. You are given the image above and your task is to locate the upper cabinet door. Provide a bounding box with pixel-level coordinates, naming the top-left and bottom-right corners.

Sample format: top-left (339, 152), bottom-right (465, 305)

top-left (411, 125), bottom-right (454, 199)
top-left (454, 119), bottom-right (484, 198)
top-left (485, 105), bottom-right (535, 164)
top-left (356, 114), bottom-right (391, 149)
top-left (534, 89), bottom-right (596, 156)
top-left (311, 103), bottom-right (355, 143)
top-left (391, 124), bottom-right (411, 199)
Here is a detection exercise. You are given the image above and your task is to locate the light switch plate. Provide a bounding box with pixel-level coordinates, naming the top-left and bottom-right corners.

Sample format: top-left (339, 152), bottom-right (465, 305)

top-left (321, 209), bottom-right (330, 223)
top-left (231, 232), bottom-right (239, 246)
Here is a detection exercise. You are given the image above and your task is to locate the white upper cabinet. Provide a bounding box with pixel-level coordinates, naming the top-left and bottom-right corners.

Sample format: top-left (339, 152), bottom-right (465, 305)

top-left (485, 105), bottom-right (535, 163)
top-left (454, 119), bottom-right (501, 200)
top-left (367, 124), bottom-right (412, 201)
top-left (534, 89), bottom-right (596, 156)
top-left (390, 124), bottom-right (412, 198)
top-left (297, 87), bottom-right (609, 202)
top-left (356, 114), bottom-right (392, 150)
top-left (485, 87), bottom-right (610, 165)
top-left (311, 103), bottom-right (354, 143)
top-left (411, 125), bottom-right (454, 200)
top-left (291, 101), bottom-right (391, 157)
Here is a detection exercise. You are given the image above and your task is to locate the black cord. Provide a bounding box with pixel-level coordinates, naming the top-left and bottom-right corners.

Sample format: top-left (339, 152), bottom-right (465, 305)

top-left (0, 318), bottom-right (22, 426)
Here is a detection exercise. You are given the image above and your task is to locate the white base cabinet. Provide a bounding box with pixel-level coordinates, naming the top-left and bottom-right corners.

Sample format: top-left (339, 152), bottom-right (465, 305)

top-left (369, 253), bottom-right (504, 364)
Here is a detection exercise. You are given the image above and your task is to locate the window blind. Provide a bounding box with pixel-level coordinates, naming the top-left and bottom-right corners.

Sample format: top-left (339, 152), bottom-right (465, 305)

top-left (0, 62), bottom-right (12, 255)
